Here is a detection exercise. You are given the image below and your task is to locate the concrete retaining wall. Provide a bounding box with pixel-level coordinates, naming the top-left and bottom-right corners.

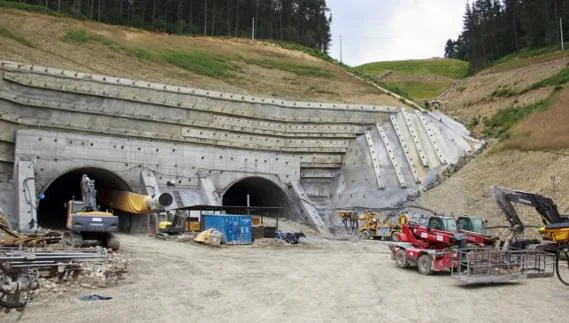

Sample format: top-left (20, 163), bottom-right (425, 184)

top-left (0, 61), bottom-right (484, 233)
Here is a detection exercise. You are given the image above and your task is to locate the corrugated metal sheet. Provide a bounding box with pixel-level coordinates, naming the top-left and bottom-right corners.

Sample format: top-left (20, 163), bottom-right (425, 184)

top-left (201, 214), bottom-right (252, 245)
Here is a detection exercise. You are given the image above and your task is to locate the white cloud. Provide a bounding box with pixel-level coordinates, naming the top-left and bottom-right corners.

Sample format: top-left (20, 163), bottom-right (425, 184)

top-left (327, 0), bottom-right (468, 66)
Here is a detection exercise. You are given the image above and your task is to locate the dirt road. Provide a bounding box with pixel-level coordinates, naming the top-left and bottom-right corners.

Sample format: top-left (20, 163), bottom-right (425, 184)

top-left (7, 234), bottom-right (568, 323)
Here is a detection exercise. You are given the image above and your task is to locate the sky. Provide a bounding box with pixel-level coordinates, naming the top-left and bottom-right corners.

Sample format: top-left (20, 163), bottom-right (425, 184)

top-left (327, 0), bottom-right (469, 66)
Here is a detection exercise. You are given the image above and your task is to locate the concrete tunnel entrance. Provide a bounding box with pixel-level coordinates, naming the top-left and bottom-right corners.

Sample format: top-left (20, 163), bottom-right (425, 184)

top-left (222, 177), bottom-right (291, 218)
top-left (37, 167), bottom-right (134, 232)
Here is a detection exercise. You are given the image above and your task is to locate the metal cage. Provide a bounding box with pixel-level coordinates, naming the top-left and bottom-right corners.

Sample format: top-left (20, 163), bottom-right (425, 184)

top-left (451, 248), bottom-right (555, 284)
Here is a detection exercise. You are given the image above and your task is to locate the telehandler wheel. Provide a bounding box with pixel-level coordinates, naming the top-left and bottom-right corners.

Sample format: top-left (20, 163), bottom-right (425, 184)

top-left (395, 249), bottom-right (409, 268)
top-left (359, 230), bottom-right (372, 240)
top-left (391, 231), bottom-right (400, 242)
top-left (418, 254), bottom-right (434, 275)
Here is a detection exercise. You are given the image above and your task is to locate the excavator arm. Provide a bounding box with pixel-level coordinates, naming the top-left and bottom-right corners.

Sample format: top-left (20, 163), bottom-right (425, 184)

top-left (491, 186), bottom-right (569, 249)
top-left (491, 186), bottom-right (568, 228)
top-left (80, 174), bottom-right (98, 211)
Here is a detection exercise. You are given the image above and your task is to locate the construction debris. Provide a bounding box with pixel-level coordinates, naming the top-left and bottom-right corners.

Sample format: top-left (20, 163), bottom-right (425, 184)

top-left (0, 213), bottom-right (60, 247)
top-left (0, 247), bottom-right (128, 312)
top-left (79, 294), bottom-right (113, 301)
top-left (194, 229), bottom-right (224, 247)
top-left (275, 231), bottom-right (306, 244)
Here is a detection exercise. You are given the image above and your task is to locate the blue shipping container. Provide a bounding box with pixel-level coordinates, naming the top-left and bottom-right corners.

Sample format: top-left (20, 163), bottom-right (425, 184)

top-left (200, 214), bottom-right (252, 245)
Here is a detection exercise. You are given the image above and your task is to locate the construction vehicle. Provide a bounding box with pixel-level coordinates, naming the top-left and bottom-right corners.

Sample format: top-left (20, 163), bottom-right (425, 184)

top-left (63, 174), bottom-right (174, 250)
top-left (488, 186), bottom-right (569, 285)
top-left (449, 187), bottom-right (566, 284)
top-left (388, 187), bottom-right (566, 284)
top-left (156, 211), bottom-right (186, 239)
top-left (389, 212), bottom-right (499, 275)
top-left (337, 210), bottom-right (358, 234)
top-left (457, 215), bottom-right (487, 234)
top-left (358, 211), bottom-right (407, 241)
top-left (62, 174), bottom-right (120, 250)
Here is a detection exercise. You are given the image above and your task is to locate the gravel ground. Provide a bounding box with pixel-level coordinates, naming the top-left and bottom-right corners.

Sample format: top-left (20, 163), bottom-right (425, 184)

top-left (4, 233), bottom-right (568, 323)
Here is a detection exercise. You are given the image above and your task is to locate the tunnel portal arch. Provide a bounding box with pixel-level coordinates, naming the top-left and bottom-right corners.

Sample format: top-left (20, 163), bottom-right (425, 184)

top-left (221, 176), bottom-right (292, 219)
top-left (37, 167), bottom-right (133, 231)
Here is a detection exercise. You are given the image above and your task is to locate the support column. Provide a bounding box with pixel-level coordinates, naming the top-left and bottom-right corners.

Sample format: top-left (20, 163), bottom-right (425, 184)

top-left (16, 160), bottom-right (36, 232)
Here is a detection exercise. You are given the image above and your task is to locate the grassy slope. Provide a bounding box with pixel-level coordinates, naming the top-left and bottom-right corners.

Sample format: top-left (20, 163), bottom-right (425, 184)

top-left (468, 49), bottom-right (569, 150)
top-left (482, 47), bottom-right (568, 74)
top-left (0, 7), bottom-right (402, 106)
top-left (355, 58), bottom-right (469, 100)
top-left (419, 49), bottom-right (569, 228)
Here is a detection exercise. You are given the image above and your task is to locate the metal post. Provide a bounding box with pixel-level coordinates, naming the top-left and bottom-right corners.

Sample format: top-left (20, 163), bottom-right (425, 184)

top-left (339, 35), bottom-right (343, 63)
top-left (561, 17), bottom-right (565, 51)
top-left (246, 194), bottom-right (251, 215)
top-left (252, 18), bottom-right (255, 41)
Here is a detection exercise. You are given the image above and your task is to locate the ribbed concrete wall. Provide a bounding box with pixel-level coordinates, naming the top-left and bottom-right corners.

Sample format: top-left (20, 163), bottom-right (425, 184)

top-left (0, 61), bottom-right (484, 233)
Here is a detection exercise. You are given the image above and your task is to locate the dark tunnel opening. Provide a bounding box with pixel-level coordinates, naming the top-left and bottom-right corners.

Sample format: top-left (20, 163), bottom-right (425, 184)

top-left (37, 168), bottom-right (133, 231)
top-left (222, 177), bottom-right (290, 218)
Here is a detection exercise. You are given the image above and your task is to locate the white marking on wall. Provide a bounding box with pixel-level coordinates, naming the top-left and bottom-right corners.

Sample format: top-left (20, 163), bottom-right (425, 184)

top-left (415, 111), bottom-right (448, 165)
top-left (364, 130), bottom-right (384, 190)
top-left (376, 124), bottom-right (407, 188)
top-left (402, 111), bottom-right (429, 167)
top-left (389, 115), bottom-right (421, 183)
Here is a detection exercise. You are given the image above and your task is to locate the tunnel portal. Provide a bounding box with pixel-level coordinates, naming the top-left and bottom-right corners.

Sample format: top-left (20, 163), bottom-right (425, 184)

top-left (36, 167), bottom-right (132, 231)
top-left (222, 177), bottom-right (290, 218)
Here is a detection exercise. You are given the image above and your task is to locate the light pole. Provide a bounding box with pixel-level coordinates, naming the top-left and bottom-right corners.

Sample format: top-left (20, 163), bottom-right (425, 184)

top-left (339, 35), bottom-right (343, 63)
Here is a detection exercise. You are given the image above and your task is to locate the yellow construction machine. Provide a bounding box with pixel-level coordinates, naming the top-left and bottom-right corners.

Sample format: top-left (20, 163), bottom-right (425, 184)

top-left (491, 186), bottom-right (569, 285)
top-left (358, 211), bottom-right (407, 240)
top-left (63, 174), bottom-right (173, 250)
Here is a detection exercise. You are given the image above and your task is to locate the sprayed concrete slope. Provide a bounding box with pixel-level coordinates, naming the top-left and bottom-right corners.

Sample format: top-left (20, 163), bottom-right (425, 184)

top-left (0, 61), bottom-right (483, 233)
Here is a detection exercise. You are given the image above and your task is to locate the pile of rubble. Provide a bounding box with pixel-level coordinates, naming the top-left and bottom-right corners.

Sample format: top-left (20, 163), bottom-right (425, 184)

top-left (34, 252), bottom-right (129, 296)
top-left (0, 246), bottom-right (130, 311)
top-left (78, 252), bottom-right (129, 288)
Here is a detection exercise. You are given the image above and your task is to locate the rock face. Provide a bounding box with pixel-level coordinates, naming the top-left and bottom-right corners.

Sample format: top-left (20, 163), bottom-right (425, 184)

top-left (0, 61), bottom-right (483, 233)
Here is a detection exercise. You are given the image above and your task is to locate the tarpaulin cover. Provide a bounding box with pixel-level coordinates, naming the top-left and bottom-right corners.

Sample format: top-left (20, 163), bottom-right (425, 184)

top-left (99, 190), bottom-right (149, 214)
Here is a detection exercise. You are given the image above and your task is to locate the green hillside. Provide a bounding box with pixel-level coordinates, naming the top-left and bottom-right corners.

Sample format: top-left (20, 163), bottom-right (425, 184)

top-left (355, 58), bottom-right (469, 101)
top-left (0, 7), bottom-right (403, 106)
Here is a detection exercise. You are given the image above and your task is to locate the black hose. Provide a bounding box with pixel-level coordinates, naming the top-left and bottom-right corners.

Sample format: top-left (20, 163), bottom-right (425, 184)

top-left (555, 246), bottom-right (569, 286)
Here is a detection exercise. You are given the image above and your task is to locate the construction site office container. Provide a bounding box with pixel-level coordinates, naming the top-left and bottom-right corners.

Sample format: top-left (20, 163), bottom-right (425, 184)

top-left (200, 214), bottom-right (252, 245)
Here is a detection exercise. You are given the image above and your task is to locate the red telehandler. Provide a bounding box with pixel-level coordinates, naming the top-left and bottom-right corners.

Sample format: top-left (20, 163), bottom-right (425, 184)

top-left (389, 213), bottom-right (496, 275)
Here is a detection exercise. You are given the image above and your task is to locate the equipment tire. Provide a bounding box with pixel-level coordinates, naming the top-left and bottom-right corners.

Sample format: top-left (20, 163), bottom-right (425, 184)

top-left (105, 233), bottom-right (120, 251)
top-left (418, 254), bottom-right (434, 275)
top-left (359, 230), bottom-right (372, 240)
top-left (391, 231), bottom-right (400, 242)
top-left (395, 249), bottom-right (409, 268)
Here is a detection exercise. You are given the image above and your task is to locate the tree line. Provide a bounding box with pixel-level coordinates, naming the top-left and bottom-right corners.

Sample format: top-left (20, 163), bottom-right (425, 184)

top-left (445, 0), bottom-right (569, 71)
top-left (10, 0), bottom-right (332, 52)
